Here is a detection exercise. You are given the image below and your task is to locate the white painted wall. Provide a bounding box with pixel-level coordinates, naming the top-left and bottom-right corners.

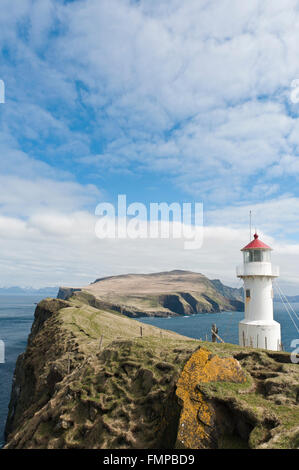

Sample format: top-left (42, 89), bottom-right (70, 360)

top-left (239, 320), bottom-right (281, 351)
top-left (243, 276), bottom-right (273, 321)
top-left (237, 258), bottom-right (281, 351)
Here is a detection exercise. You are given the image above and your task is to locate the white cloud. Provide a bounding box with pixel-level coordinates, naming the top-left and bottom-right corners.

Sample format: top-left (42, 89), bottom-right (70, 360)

top-left (0, 175), bottom-right (100, 215)
top-left (36, 0), bottom-right (297, 203)
top-left (206, 196), bottom-right (299, 236)
top-left (0, 127), bottom-right (101, 216)
top-left (1, 1), bottom-right (299, 292)
top-left (1, 0), bottom-right (299, 204)
top-left (0, 204), bottom-right (298, 294)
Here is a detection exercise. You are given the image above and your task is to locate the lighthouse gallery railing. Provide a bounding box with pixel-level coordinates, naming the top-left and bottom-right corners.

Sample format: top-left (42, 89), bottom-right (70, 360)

top-left (236, 263), bottom-right (279, 277)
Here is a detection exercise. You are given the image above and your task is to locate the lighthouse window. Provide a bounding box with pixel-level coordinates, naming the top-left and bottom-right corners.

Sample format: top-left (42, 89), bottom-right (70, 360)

top-left (244, 250), bottom-right (271, 263)
top-left (263, 251), bottom-right (271, 262)
top-left (246, 289), bottom-right (251, 299)
top-left (251, 250), bottom-right (262, 262)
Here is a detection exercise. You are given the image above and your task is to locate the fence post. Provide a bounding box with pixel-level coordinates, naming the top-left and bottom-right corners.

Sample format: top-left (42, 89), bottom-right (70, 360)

top-left (99, 335), bottom-right (103, 350)
top-left (211, 324), bottom-right (218, 342)
top-left (242, 331), bottom-right (245, 347)
top-left (140, 326), bottom-right (143, 338)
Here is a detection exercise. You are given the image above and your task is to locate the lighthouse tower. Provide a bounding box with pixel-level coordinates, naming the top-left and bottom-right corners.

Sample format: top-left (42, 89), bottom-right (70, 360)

top-left (237, 233), bottom-right (281, 351)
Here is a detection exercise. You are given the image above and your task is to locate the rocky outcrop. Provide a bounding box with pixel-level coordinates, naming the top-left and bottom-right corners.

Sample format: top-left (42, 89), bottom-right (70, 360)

top-left (210, 279), bottom-right (243, 302)
top-left (4, 296), bottom-right (299, 449)
top-left (57, 287), bottom-right (81, 300)
top-left (176, 348), bottom-right (299, 449)
top-left (176, 348), bottom-right (246, 448)
top-left (5, 298), bottom-right (77, 439)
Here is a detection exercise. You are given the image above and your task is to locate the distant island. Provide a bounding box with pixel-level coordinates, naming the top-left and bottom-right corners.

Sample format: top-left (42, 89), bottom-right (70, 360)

top-left (2, 280), bottom-right (298, 306)
top-left (57, 270), bottom-right (244, 317)
top-left (0, 286), bottom-right (59, 296)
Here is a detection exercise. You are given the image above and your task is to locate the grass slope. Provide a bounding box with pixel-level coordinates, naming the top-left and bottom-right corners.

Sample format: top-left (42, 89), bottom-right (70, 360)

top-left (4, 295), bottom-right (298, 449)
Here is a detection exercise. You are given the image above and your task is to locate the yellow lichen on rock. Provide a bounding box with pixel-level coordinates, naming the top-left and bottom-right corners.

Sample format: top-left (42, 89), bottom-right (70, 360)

top-left (175, 347), bottom-right (246, 449)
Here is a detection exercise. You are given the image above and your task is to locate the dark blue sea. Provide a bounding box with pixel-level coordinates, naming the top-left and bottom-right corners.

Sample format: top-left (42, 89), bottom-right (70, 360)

top-left (139, 306), bottom-right (298, 352)
top-left (0, 297), bottom-right (298, 448)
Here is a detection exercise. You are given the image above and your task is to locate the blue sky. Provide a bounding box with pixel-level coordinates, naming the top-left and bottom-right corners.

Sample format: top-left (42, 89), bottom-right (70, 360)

top-left (1, 0), bottom-right (299, 292)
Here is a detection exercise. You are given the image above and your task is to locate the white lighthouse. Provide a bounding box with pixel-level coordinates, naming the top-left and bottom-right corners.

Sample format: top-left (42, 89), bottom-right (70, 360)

top-left (237, 233), bottom-right (281, 351)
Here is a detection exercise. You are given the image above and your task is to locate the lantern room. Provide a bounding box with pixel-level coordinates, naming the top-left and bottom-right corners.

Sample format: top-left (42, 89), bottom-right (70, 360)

top-left (241, 233), bottom-right (272, 264)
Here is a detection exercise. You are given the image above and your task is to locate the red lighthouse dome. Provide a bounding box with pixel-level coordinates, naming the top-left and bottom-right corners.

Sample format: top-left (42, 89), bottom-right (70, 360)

top-left (241, 233), bottom-right (272, 251)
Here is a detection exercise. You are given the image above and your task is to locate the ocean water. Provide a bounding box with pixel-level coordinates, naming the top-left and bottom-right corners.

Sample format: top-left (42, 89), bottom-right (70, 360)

top-left (0, 297), bottom-right (298, 448)
top-left (139, 304), bottom-right (299, 353)
top-left (0, 295), bottom-right (44, 448)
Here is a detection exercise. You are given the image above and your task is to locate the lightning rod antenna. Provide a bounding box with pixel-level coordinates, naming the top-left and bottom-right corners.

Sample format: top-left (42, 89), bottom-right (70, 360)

top-left (249, 210), bottom-right (252, 240)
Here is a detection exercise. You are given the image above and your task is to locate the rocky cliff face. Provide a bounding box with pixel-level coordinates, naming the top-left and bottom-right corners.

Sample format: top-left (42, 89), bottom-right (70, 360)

top-left (210, 279), bottom-right (243, 302)
top-left (4, 294), bottom-right (299, 449)
top-left (57, 270), bottom-right (244, 317)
